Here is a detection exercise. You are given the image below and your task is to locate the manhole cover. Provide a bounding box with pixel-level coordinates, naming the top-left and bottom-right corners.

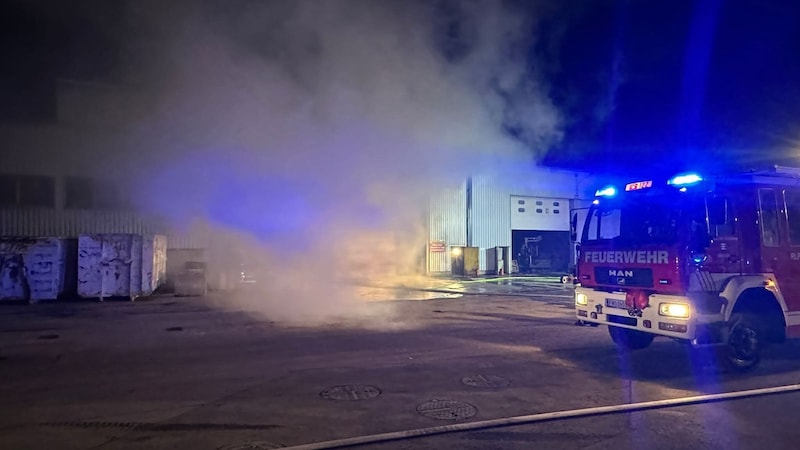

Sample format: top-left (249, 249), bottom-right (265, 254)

top-left (42, 421), bottom-right (138, 430)
top-left (320, 385), bottom-right (381, 401)
top-left (218, 442), bottom-right (284, 450)
top-left (416, 400), bottom-right (477, 420)
top-left (37, 334), bottom-right (60, 340)
top-left (461, 375), bottom-right (510, 388)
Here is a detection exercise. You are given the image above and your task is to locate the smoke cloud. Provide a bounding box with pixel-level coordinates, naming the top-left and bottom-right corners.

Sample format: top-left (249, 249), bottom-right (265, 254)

top-left (109, 0), bottom-right (562, 324)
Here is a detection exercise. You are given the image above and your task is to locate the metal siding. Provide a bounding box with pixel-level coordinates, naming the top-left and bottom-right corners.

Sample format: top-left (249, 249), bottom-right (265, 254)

top-left (470, 169), bottom-right (592, 274)
top-left (0, 209), bottom-right (209, 250)
top-left (471, 175), bottom-right (511, 273)
top-left (163, 229), bottom-right (209, 250)
top-left (428, 182), bottom-right (466, 273)
top-left (1, 209), bottom-right (151, 236)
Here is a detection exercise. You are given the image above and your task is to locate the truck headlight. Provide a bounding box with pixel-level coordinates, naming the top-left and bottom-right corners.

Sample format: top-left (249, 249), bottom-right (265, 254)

top-left (659, 302), bottom-right (690, 318)
top-left (575, 293), bottom-right (588, 306)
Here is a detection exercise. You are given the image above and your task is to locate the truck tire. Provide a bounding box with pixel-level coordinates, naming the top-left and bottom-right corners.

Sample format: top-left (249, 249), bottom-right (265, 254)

top-left (608, 326), bottom-right (655, 350)
top-left (725, 313), bottom-right (763, 372)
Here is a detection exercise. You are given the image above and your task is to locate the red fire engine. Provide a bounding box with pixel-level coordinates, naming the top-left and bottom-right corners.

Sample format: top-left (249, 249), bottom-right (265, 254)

top-left (574, 166), bottom-right (800, 371)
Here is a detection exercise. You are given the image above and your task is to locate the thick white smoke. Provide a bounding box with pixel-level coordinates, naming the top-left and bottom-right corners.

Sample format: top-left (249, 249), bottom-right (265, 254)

top-left (112, 0), bottom-right (562, 324)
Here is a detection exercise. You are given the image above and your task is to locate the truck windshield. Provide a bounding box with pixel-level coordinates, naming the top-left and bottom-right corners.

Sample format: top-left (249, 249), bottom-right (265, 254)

top-left (583, 194), bottom-right (707, 245)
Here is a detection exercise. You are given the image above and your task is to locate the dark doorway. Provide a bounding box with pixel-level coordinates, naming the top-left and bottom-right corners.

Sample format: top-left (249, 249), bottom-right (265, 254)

top-left (512, 230), bottom-right (571, 274)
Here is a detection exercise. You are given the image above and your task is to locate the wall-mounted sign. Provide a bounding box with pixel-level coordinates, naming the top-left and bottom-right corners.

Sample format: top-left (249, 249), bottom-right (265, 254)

top-left (430, 241), bottom-right (446, 252)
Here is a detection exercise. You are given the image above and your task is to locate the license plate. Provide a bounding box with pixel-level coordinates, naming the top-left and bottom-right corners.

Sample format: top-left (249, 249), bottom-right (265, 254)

top-left (605, 298), bottom-right (627, 309)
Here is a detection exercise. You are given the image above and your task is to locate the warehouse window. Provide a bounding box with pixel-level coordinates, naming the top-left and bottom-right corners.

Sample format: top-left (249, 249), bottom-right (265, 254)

top-left (0, 175), bottom-right (55, 208)
top-left (517, 200), bottom-right (525, 205)
top-left (64, 177), bottom-right (94, 209)
top-left (536, 200), bottom-right (543, 206)
top-left (94, 180), bottom-right (123, 209)
top-left (553, 201), bottom-right (560, 206)
top-left (0, 175), bottom-right (16, 206)
top-left (536, 208), bottom-right (543, 213)
top-left (18, 175), bottom-right (55, 207)
top-left (64, 177), bottom-right (127, 210)
top-left (554, 209), bottom-right (560, 214)
top-left (518, 207), bottom-right (525, 212)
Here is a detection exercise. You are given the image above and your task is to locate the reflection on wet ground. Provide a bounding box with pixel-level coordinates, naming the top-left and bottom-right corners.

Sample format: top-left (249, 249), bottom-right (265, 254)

top-left (356, 287), bottom-right (463, 301)
top-left (355, 276), bottom-right (574, 301)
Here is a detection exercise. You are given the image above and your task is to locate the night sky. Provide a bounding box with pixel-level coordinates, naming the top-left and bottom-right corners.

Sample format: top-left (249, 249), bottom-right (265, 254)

top-left (3, 0), bottom-right (800, 176)
top-left (541, 0), bottom-right (800, 175)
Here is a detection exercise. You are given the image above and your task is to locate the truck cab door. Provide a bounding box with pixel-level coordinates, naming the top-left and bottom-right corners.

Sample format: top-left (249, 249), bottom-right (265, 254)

top-left (705, 195), bottom-right (743, 274)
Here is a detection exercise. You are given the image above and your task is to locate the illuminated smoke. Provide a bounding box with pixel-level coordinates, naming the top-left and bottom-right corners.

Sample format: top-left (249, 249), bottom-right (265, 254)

top-left (112, 0), bottom-right (562, 323)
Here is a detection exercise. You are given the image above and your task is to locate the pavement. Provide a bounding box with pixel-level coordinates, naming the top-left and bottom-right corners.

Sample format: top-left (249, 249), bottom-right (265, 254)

top-left (356, 274), bottom-right (575, 300)
top-left (4, 275), bottom-right (800, 449)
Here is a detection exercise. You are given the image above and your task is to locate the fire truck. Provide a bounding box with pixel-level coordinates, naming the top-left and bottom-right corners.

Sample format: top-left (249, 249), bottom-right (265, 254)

top-left (574, 166), bottom-right (800, 371)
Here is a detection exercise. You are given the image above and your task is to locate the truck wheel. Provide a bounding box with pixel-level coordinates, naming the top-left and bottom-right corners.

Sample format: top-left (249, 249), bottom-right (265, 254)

top-left (608, 326), bottom-right (655, 350)
top-left (725, 313), bottom-right (762, 372)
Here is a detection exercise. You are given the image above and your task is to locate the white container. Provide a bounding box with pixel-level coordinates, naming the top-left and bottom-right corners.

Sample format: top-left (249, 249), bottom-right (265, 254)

top-left (78, 234), bottom-right (167, 300)
top-left (0, 237), bottom-right (71, 302)
top-left (143, 235), bottom-right (168, 295)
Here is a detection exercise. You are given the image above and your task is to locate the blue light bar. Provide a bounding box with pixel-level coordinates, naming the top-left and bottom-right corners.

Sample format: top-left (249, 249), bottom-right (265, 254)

top-left (594, 185), bottom-right (617, 197)
top-left (668, 173), bottom-right (703, 186)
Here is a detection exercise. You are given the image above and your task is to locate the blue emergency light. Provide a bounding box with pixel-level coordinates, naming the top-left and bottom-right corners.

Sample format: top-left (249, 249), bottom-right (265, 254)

top-left (668, 173), bottom-right (703, 186)
top-left (594, 185), bottom-right (617, 197)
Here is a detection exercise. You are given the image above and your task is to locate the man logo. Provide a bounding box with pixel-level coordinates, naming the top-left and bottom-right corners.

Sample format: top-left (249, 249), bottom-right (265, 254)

top-left (608, 269), bottom-right (634, 277)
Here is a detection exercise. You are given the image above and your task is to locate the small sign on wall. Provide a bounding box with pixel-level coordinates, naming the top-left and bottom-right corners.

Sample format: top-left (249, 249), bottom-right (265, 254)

top-left (430, 241), bottom-right (446, 252)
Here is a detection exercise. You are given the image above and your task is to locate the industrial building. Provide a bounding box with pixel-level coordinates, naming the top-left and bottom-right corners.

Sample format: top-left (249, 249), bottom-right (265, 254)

top-left (1, 81), bottom-right (597, 291)
top-left (0, 80), bottom-right (209, 290)
top-left (427, 170), bottom-right (596, 276)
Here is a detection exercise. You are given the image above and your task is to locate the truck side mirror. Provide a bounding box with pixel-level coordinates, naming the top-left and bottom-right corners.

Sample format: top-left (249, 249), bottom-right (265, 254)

top-left (570, 212), bottom-right (578, 242)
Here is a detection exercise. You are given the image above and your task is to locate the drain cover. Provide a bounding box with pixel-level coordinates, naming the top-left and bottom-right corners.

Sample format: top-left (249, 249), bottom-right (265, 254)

top-left (417, 400), bottom-right (477, 420)
top-left (218, 442), bottom-right (284, 450)
top-left (37, 334), bottom-right (60, 340)
top-left (321, 385), bottom-right (381, 401)
top-left (461, 375), bottom-right (510, 388)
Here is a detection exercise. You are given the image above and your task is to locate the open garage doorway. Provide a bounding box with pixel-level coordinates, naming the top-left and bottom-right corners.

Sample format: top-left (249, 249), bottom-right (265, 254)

top-left (510, 195), bottom-right (571, 275)
top-left (512, 230), bottom-right (571, 274)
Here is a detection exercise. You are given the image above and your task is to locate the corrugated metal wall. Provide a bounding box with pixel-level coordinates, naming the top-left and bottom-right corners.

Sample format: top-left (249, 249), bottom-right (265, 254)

top-left (0, 209), bottom-right (154, 236)
top-left (0, 209), bottom-right (209, 250)
top-left (427, 181), bottom-right (466, 273)
top-left (470, 175), bottom-right (511, 273)
top-left (462, 168), bottom-right (595, 274)
top-left (163, 225), bottom-right (211, 250)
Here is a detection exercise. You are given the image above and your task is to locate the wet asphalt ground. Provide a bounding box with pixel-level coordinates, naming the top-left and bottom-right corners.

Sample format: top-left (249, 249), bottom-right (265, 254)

top-left (2, 277), bottom-right (800, 449)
